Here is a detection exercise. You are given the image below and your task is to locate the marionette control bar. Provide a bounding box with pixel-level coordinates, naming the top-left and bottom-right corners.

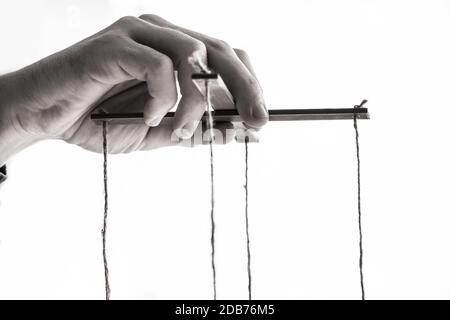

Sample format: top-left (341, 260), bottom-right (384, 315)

top-left (90, 73), bottom-right (370, 123)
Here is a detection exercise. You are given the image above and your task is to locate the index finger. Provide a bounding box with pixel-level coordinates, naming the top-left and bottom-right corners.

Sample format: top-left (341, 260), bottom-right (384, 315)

top-left (139, 14), bottom-right (269, 129)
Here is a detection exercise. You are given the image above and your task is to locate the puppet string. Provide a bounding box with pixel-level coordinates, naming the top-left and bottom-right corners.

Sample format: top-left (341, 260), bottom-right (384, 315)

top-left (205, 80), bottom-right (217, 300)
top-left (102, 121), bottom-right (111, 300)
top-left (353, 109), bottom-right (365, 300)
top-left (244, 137), bottom-right (252, 300)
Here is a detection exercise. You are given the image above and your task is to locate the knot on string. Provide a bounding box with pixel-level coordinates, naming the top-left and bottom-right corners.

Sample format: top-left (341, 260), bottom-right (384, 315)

top-left (355, 99), bottom-right (368, 109)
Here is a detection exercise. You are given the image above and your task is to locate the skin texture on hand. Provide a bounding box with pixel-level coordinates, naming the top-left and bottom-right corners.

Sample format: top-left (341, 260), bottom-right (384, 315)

top-left (0, 15), bottom-right (267, 165)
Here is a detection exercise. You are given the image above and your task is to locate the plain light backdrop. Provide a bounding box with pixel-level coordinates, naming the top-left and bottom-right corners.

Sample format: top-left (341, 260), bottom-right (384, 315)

top-left (1, 0), bottom-right (450, 299)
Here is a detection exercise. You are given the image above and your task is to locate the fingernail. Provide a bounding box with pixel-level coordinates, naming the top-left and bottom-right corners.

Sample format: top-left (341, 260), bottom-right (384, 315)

top-left (146, 116), bottom-right (163, 127)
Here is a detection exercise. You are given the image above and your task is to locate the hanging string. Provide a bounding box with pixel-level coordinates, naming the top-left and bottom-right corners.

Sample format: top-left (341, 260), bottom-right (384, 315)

top-left (244, 136), bottom-right (252, 300)
top-left (102, 121), bottom-right (111, 300)
top-left (353, 100), bottom-right (366, 300)
top-left (204, 79), bottom-right (217, 300)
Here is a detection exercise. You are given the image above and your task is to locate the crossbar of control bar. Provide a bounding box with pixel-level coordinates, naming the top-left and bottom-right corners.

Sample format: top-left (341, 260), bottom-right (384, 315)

top-left (91, 73), bottom-right (370, 123)
top-left (91, 108), bottom-right (370, 123)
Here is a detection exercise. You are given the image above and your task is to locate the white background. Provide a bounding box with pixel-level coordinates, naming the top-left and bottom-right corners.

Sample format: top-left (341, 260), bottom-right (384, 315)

top-left (1, 0), bottom-right (450, 300)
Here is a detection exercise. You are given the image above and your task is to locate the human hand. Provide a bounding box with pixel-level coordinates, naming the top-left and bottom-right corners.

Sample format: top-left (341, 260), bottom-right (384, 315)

top-left (0, 14), bottom-right (267, 163)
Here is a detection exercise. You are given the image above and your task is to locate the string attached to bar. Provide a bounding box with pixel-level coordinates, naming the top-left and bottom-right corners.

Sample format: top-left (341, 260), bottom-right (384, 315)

top-left (96, 81), bottom-right (368, 301)
top-left (244, 137), bottom-right (252, 300)
top-left (353, 100), bottom-right (366, 300)
top-left (102, 121), bottom-right (111, 300)
top-left (204, 79), bottom-right (217, 300)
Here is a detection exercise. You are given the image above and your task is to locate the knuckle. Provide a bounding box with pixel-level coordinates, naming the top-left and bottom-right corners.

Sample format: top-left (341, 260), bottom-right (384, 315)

top-left (183, 39), bottom-right (207, 66)
top-left (188, 39), bottom-right (207, 57)
top-left (139, 13), bottom-right (160, 21)
top-left (234, 48), bottom-right (249, 58)
top-left (207, 38), bottom-right (232, 52)
top-left (115, 15), bottom-right (139, 28)
top-left (138, 14), bottom-right (150, 20)
top-left (100, 32), bottom-right (127, 45)
top-left (154, 54), bottom-right (174, 74)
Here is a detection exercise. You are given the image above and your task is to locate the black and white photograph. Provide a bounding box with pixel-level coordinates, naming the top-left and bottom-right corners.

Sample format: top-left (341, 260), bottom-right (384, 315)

top-left (0, 0), bottom-right (449, 307)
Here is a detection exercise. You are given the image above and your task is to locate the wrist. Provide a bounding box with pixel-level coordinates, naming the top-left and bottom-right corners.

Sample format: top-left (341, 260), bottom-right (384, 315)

top-left (0, 71), bottom-right (48, 165)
